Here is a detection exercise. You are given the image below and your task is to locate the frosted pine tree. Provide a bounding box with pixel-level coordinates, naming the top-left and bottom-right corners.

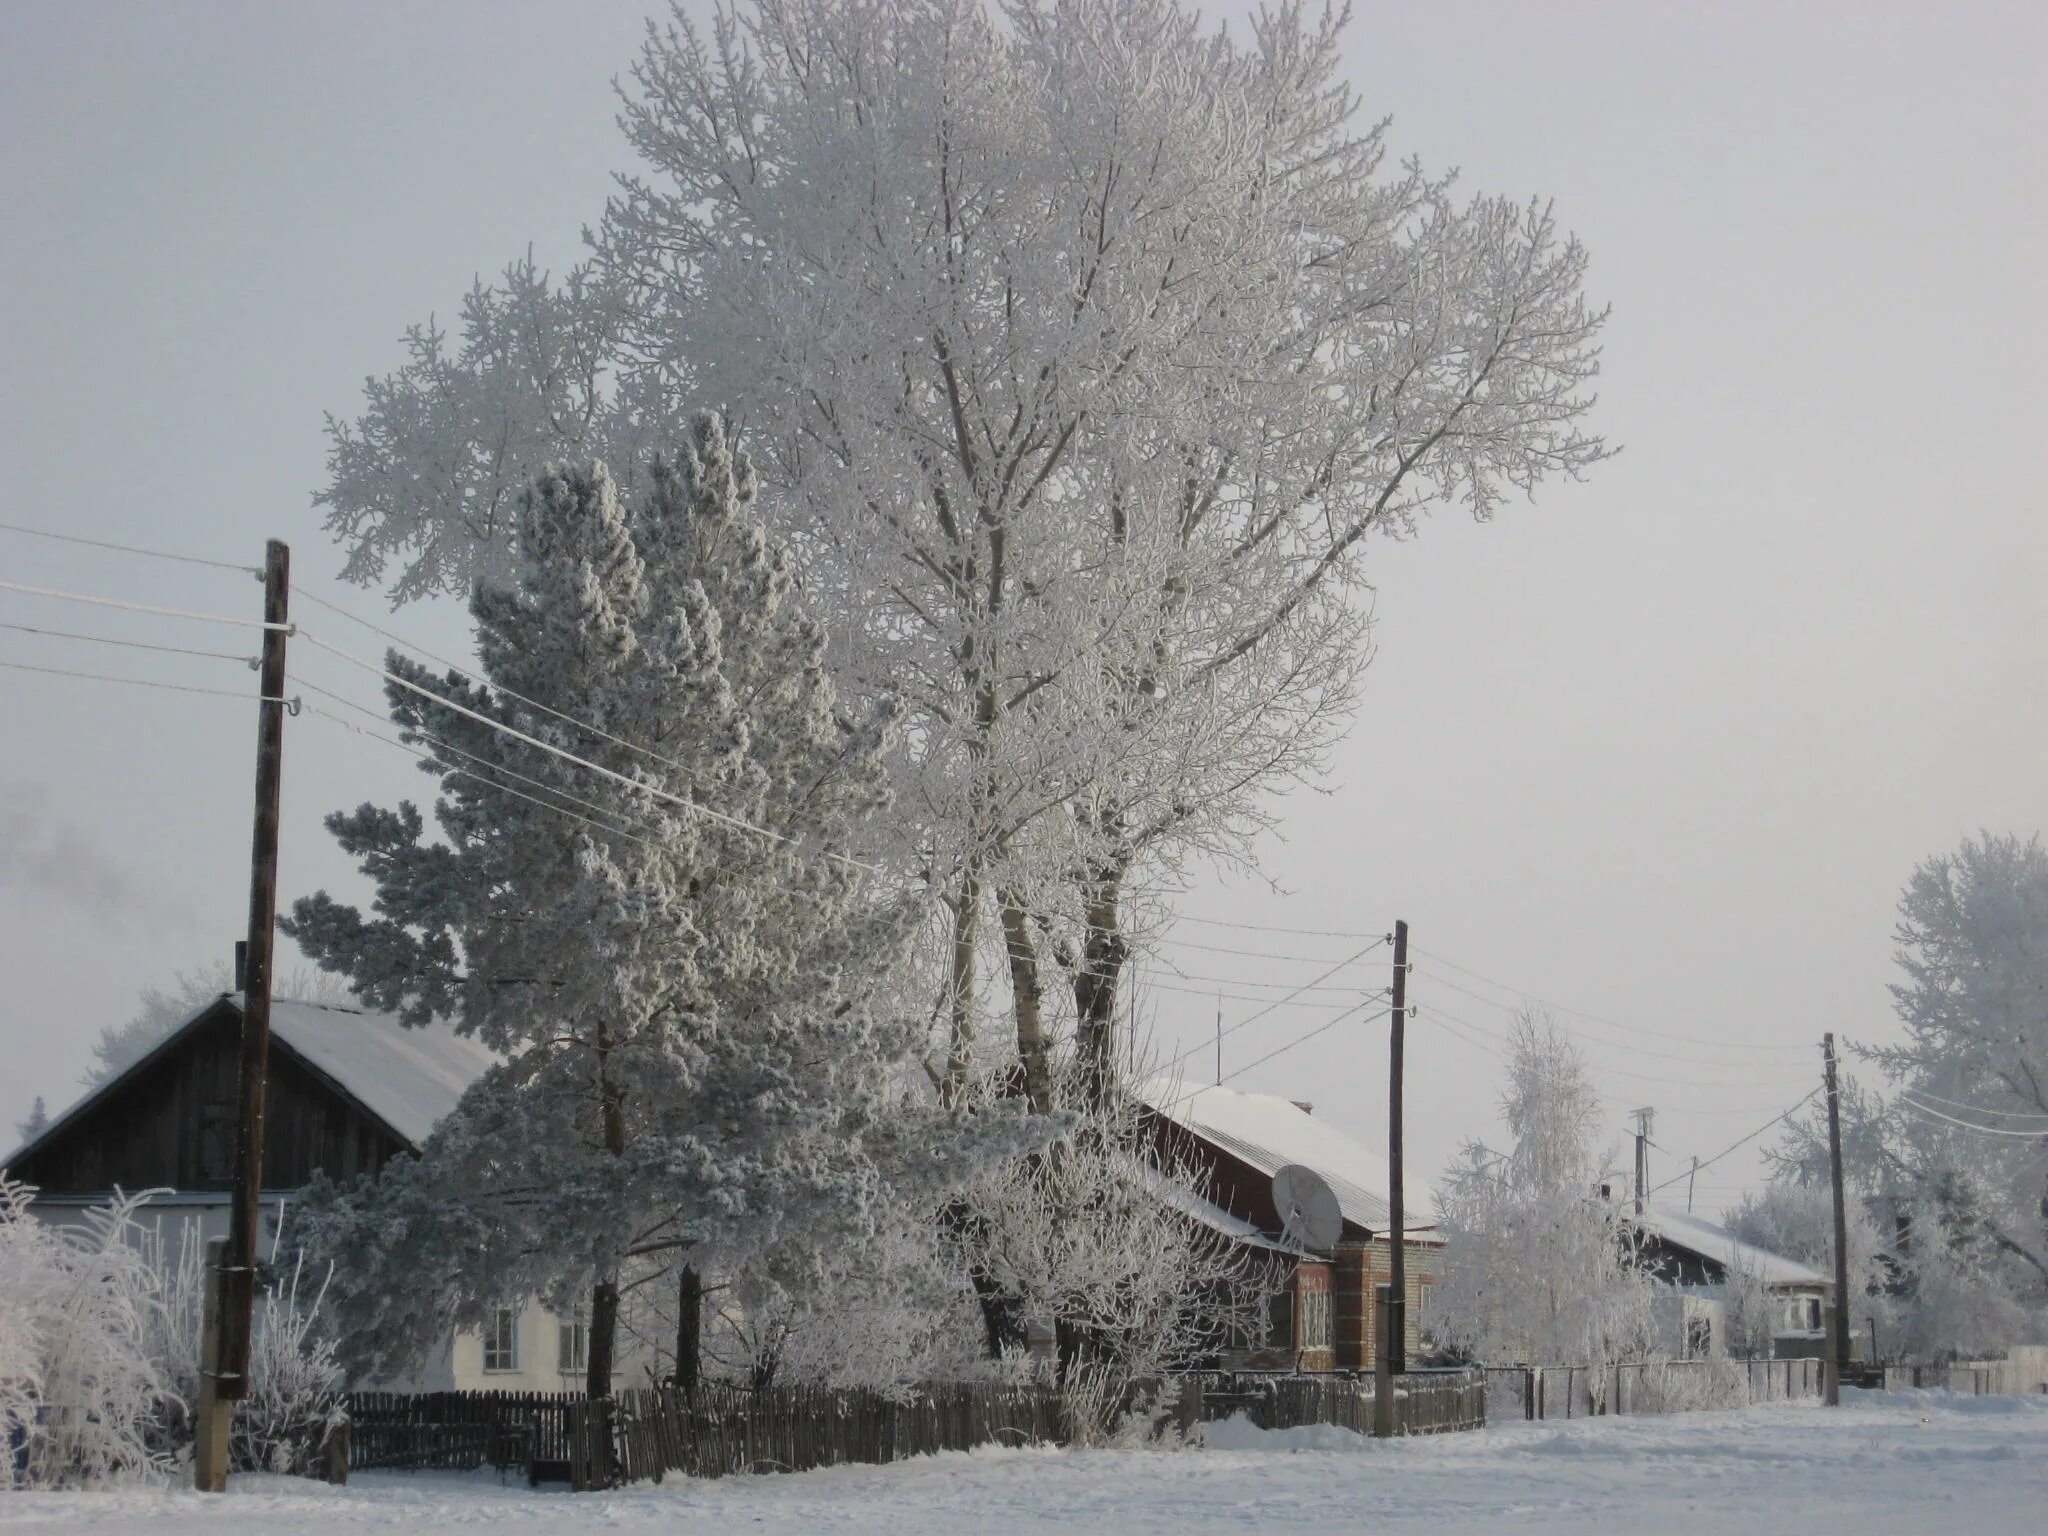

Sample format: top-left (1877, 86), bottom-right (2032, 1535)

top-left (286, 417), bottom-right (1033, 1394)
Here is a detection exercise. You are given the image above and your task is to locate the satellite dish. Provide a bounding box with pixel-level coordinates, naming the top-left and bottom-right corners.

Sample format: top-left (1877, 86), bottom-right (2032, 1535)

top-left (1272, 1164), bottom-right (1343, 1253)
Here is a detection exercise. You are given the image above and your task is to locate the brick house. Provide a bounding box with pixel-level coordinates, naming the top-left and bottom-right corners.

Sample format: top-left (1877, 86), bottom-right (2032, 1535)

top-left (1140, 1080), bottom-right (1443, 1372)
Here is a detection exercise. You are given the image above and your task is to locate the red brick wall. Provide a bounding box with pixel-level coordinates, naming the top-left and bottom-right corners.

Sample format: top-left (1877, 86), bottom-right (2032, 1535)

top-left (1334, 1238), bottom-right (1442, 1369)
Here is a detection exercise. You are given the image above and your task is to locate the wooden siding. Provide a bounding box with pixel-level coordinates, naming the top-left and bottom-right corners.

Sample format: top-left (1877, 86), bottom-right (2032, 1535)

top-left (13, 999), bottom-right (410, 1196)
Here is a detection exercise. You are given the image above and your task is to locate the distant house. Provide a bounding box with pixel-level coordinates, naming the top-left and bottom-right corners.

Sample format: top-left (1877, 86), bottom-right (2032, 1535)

top-left (1629, 1204), bottom-right (1839, 1360)
top-left (4, 990), bottom-right (639, 1391)
top-left (1139, 1080), bottom-right (1442, 1373)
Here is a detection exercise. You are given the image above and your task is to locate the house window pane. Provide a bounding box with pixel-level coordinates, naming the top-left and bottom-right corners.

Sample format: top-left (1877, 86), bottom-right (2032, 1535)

top-left (1299, 1289), bottom-right (1332, 1351)
top-left (558, 1314), bottom-right (587, 1375)
top-left (483, 1306), bottom-right (519, 1372)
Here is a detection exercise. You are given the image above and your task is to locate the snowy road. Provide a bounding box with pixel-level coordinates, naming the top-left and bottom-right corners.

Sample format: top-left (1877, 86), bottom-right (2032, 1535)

top-left (6, 1390), bottom-right (2044, 1535)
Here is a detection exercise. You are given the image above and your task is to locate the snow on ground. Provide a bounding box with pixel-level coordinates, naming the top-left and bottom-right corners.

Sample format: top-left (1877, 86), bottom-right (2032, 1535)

top-left (6, 1390), bottom-right (2045, 1536)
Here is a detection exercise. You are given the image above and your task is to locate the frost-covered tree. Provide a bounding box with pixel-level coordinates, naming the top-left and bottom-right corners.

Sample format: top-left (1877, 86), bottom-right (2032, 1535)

top-left (1773, 832), bottom-right (2048, 1356)
top-left (1723, 1183), bottom-right (1892, 1357)
top-left (13, 1096), bottom-right (47, 1147)
top-left (316, 0), bottom-right (1610, 1111)
top-left (1432, 1012), bottom-right (1653, 1374)
top-left (287, 421), bottom-right (1038, 1394)
top-left (0, 1175), bottom-right (175, 1488)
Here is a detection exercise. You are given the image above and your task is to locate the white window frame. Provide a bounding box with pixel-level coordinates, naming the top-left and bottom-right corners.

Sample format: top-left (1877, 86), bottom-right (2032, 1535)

top-left (482, 1306), bottom-right (520, 1373)
top-left (558, 1312), bottom-right (588, 1377)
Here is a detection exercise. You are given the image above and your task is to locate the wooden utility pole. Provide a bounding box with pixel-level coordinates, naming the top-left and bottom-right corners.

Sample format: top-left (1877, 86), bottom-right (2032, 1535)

top-left (1824, 1032), bottom-right (1852, 1405)
top-left (1686, 1155), bottom-right (1700, 1214)
top-left (1631, 1107), bottom-right (1654, 1216)
top-left (1387, 919), bottom-right (1408, 1377)
top-left (200, 539), bottom-right (290, 1492)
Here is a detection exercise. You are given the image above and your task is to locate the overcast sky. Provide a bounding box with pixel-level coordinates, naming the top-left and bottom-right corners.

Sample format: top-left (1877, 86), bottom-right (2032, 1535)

top-left (2, 0), bottom-right (2042, 1214)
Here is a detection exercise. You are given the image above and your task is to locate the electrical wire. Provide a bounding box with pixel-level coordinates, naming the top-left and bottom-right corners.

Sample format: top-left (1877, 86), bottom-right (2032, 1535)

top-left (0, 656), bottom-right (289, 705)
top-left (1640, 1090), bottom-right (1823, 1200)
top-left (294, 586), bottom-right (729, 801)
top-left (295, 628), bottom-right (878, 873)
top-left (1412, 997), bottom-right (1809, 1092)
top-left (1140, 966), bottom-right (1364, 995)
top-left (1218, 1003), bottom-right (1394, 1090)
top-left (0, 619), bottom-right (255, 665)
top-left (1410, 963), bottom-right (1814, 1066)
top-left (0, 579), bottom-right (290, 632)
top-left (1893, 1094), bottom-right (2048, 1139)
top-left (1147, 933), bottom-right (1388, 967)
top-left (1889, 1085), bottom-right (2048, 1122)
top-left (1150, 938), bottom-right (1389, 1082)
top-left (302, 706), bottom-right (670, 852)
top-left (0, 519), bottom-right (258, 574)
top-left (1163, 913), bottom-right (1390, 943)
top-left (1130, 973), bottom-right (1364, 1011)
top-left (1411, 943), bottom-right (1818, 1055)
top-left (292, 675), bottom-right (683, 844)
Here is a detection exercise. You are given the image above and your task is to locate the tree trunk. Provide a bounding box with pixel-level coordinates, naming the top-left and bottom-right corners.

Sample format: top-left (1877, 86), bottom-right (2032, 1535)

top-left (941, 1198), bottom-right (1027, 1358)
top-left (1000, 892), bottom-right (1054, 1115)
top-left (586, 1018), bottom-right (627, 1402)
top-left (673, 1263), bottom-right (701, 1399)
top-left (942, 869), bottom-right (982, 1104)
top-left (586, 1276), bottom-right (621, 1401)
top-left (1072, 860), bottom-right (1129, 1108)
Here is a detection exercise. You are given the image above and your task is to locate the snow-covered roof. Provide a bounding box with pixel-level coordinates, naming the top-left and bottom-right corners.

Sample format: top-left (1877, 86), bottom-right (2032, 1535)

top-left (1634, 1204), bottom-right (1829, 1290)
top-left (1138, 1077), bottom-right (1435, 1235)
top-left (6, 993), bottom-right (496, 1170)
top-left (1142, 1165), bottom-right (1306, 1256)
top-left (265, 996), bottom-right (497, 1147)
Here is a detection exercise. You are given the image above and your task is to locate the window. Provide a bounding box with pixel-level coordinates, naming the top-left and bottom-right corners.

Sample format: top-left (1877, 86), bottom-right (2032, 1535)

top-left (1416, 1281), bottom-right (1435, 1317)
top-left (198, 1102), bottom-right (235, 1183)
top-left (1297, 1288), bottom-right (1333, 1352)
top-left (558, 1312), bottom-right (587, 1376)
top-left (482, 1307), bottom-right (520, 1373)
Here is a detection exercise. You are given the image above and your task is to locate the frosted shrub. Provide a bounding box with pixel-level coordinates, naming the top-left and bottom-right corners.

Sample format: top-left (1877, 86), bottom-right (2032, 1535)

top-left (1633, 1360), bottom-right (1749, 1415)
top-left (0, 1174), bottom-right (175, 1488)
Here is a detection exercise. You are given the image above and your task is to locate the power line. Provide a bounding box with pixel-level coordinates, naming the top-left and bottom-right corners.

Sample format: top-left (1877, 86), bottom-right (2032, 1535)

top-left (1219, 1003), bottom-right (1393, 1090)
top-left (0, 656), bottom-right (290, 705)
top-left (294, 585), bottom-right (727, 801)
top-left (1894, 1094), bottom-right (2048, 1140)
top-left (302, 706), bottom-right (671, 853)
top-left (0, 519), bottom-right (258, 574)
top-left (1411, 963), bottom-right (1814, 1066)
top-left (1412, 943), bottom-right (1817, 1054)
top-left (1146, 933), bottom-right (1387, 966)
top-left (1890, 1085), bottom-right (2048, 1122)
top-left (1165, 913), bottom-right (1390, 943)
top-left (295, 628), bottom-right (879, 873)
top-left (1131, 973), bottom-right (1363, 1011)
top-left (1641, 1090), bottom-right (1823, 1200)
top-left (0, 579), bottom-right (290, 632)
top-left (1151, 938), bottom-right (1388, 1081)
top-left (1411, 998), bottom-right (1809, 1092)
top-left (1142, 966), bottom-right (1363, 995)
top-left (0, 619), bottom-right (255, 665)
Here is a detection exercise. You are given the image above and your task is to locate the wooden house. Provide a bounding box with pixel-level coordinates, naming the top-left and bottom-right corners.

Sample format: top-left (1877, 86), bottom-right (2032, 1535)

top-left (1139, 1080), bottom-right (1443, 1373)
top-left (1630, 1203), bottom-right (1841, 1360)
top-left (5, 990), bottom-right (630, 1391)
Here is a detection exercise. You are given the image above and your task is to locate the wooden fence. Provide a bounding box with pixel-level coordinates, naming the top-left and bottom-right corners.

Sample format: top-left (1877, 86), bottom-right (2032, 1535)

top-left (347, 1369), bottom-right (1486, 1489)
top-left (1193, 1370), bottom-right (1485, 1437)
top-left (1483, 1357), bottom-right (1823, 1422)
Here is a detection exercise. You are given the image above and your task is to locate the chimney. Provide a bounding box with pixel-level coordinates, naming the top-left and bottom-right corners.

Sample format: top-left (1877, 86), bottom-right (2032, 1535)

top-left (1291, 1101), bottom-right (1314, 1117)
top-left (233, 939), bottom-right (248, 992)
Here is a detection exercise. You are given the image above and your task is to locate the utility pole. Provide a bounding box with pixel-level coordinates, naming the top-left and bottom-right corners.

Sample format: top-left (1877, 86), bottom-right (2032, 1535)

top-left (1686, 1156), bottom-right (1700, 1214)
top-left (1215, 995), bottom-right (1222, 1086)
top-left (1824, 1032), bottom-right (1851, 1405)
top-left (1387, 919), bottom-right (1408, 1378)
top-left (199, 539), bottom-right (290, 1493)
top-left (1631, 1107), bottom-right (1655, 1216)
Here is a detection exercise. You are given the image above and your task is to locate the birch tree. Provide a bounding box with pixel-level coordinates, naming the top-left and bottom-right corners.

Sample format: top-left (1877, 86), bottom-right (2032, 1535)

top-left (1432, 1013), bottom-right (1654, 1371)
top-left (316, 0), bottom-right (1611, 1110)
